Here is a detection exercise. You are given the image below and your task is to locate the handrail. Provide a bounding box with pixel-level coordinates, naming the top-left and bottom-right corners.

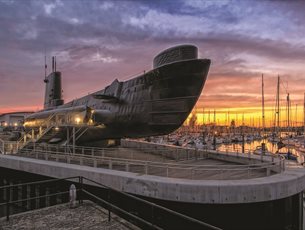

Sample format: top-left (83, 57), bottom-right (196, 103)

top-left (16, 148), bottom-right (285, 180)
top-left (0, 176), bottom-right (222, 230)
top-left (0, 176), bottom-right (79, 190)
top-left (19, 148), bottom-right (283, 169)
top-left (82, 190), bottom-right (163, 230)
top-left (16, 113), bottom-right (57, 151)
top-left (82, 177), bottom-right (222, 230)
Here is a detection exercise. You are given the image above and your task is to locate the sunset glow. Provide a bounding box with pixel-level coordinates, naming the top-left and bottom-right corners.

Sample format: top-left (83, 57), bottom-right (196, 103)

top-left (1, 0), bottom-right (305, 127)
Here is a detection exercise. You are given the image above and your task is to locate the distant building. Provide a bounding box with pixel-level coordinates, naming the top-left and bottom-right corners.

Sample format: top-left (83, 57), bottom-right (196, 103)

top-left (0, 112), bottom-right (33, 127)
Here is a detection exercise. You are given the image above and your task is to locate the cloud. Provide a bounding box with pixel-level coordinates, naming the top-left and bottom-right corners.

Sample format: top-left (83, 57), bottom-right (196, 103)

top-left (43, 3), bottom-right (56, 15)
top-left (0, 0), bottom-right (305, 116)
top-left (99, 1), bottom-right (114, 10)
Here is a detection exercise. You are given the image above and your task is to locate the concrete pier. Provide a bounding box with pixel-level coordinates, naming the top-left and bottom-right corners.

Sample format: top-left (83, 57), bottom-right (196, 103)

top-left (0, 151), bottom-right (304, 204)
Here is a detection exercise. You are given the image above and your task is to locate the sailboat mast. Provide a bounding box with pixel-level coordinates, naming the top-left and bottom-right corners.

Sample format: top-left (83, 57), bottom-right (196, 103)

top-left (276, 75), bottom-right (280, 133)
top-left (287, 93), bottom-right (290, 131)
top-left (262, 74), bottom-right (265, 134)
top-left (303, 92), bottom-right (305, 135)
top-left (295, 104), bottom-right (297, 129)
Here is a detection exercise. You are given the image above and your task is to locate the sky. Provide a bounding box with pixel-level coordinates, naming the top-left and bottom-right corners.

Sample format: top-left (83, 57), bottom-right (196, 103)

top-left (0, 0), bottom-right (305, 126)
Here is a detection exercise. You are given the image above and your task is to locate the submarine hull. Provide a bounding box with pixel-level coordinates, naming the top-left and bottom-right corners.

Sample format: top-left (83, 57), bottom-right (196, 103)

top-left (76, 58), bottom-right (210, 143)
top-left (24, 45), bottom-right (211, 145)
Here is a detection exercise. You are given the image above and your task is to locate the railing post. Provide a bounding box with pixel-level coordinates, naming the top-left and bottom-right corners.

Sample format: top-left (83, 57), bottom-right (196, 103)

top-left (266, 167), bottom-right (270, 176)
top-left (6, 186), bottom-right (10, 221)
top-left (166, 165), bottom-right (169, 177)
top-left (145, 162), bottom-right (148, 174)
top-left (108, 190), bottom-right (111, 222)
top-left (271, 155), bottom-right (274, 162)
top-left (93, 159), bottom-right (97, 168)
top-left (151, 205), bottom-right (155, 227)
top-left (79, 176), bottom-right (83, 205)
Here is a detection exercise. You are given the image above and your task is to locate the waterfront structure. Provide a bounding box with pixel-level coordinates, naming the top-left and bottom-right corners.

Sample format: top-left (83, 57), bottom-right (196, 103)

top-left (0, 139), bottom-right (304, 229)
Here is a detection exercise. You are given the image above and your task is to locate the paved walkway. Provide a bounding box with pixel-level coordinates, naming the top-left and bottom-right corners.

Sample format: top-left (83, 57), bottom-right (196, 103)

top-left (0, 201), bottom-right (138, 230)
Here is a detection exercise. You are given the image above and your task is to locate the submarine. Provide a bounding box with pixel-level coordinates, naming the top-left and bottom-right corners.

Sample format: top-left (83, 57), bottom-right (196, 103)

top-left (24, 45), bottom-right (211, 145)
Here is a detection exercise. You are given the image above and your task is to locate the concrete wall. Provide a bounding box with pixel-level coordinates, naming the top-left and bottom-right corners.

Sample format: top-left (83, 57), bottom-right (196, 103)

top-left (0, 155), bottom-right (305, 205)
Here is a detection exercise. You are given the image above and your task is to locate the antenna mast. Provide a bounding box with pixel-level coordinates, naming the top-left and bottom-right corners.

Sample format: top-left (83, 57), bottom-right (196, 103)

top-left (44, 49), bottom-right (48, 83)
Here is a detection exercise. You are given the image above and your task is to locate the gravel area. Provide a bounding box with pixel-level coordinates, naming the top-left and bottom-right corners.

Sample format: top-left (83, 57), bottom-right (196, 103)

top-left (0, 201), bottom-right (139, 230)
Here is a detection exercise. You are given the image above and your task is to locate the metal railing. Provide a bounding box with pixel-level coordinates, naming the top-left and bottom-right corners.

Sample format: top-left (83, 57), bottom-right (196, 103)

top-left (16, 147), bottom-right (285, 180)
top-left (0, 176), bottom-right (221, 230)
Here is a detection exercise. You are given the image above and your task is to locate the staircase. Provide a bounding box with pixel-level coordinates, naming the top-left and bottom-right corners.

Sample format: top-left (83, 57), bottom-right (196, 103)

top-left (36, 126), bottom-right (62, 144)
top-left (2, 112), bottom-right (91, 154)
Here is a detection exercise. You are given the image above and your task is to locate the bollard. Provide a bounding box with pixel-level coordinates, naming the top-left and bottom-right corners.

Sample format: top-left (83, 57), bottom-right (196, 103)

top-left (69, 184), bottom-right (77, 208)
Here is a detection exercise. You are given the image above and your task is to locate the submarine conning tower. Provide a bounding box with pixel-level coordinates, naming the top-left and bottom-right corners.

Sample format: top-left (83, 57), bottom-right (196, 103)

top-left (43, 56), bottom-right (64, 109)
top-left (153, 45), bottom-right (198, 68)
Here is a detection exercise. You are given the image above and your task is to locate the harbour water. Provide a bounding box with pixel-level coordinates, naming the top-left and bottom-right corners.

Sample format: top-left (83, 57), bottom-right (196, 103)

top-left (148, 129), bottom-right (305, 164)
top-left (217, 140), bottom-right (304, 163)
